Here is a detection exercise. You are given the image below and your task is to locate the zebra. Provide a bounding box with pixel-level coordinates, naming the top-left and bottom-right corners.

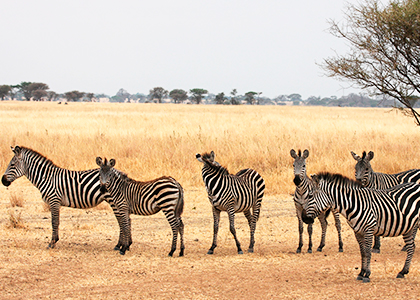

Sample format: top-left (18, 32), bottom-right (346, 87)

top-left (96, 157), bottom-right (185, 257)
top-left (290, 149), bottom-right (343, 253)
top-left (196, 151), bottom-right (265, 254)
top-left (303, 172), bottom-right (420, 282)
top-left (351, 150), bottom-right (420, 252)
top-left (1, 146), bottom-right (126, 251)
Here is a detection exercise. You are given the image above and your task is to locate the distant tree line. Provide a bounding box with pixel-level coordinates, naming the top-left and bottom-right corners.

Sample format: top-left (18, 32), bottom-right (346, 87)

top-left (0, 81), bottom-right (406, 108)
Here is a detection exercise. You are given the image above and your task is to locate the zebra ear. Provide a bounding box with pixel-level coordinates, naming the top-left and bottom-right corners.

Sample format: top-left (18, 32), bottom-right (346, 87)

top-left (12, 146), bottom-right (22, 156)
top-left (351, 151), bottom-right (361, 161)
top-left (367, 151), bottom-right (374, 161)
top-left (302, 149), bottom-right (309, 159)
top-left (210, 151), bottom-right (215, 161)
top-left (109, 159), bottom-right (116, 167)
top-left (311, 174), bottom-right (320, 185)
top-left (290, 149), bottom-right (297, 159)
top-left (96, 157), bottom-right (103, 166)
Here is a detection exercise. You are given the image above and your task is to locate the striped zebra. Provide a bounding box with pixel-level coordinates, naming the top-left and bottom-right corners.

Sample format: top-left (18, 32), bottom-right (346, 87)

top-left (351, 150), bottom-right (420, 252)
top-left (196, 151), bottom-right (265, 254)
top-left (1, 146), bottom-right (126, 251)
top-left (291, 149), bottom-right (343, 253)
top-left (96, 157), bottom-right (185, 257)
top-left (303, 172), bottom-right (420, 282)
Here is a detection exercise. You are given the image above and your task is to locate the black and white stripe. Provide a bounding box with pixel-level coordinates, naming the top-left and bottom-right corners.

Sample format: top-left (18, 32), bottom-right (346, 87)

top-left (291, 149), bottom-right (343, 253)
top-left (196, 151), bottom-right (265, 254)
top-left (96, 157), bottom-right (185, 256)
top-left (303, 172), bottom-right (420, 282)
top-left (351, 150), bottom-right (420, 252)
top-left (1, 146), bottom-right (124, 251)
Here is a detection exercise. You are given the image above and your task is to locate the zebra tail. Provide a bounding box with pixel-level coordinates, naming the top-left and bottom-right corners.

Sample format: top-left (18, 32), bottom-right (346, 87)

top-left (174, 181), bottom-right (184, 218)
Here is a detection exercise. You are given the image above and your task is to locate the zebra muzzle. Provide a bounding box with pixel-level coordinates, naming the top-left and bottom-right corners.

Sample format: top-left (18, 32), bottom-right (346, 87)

top-left (302, 210), bottom-right (314, 224)
top-left (293, 175), bottom-right (302, 186)
top-left (1, 175), bottom-right (11, 187)
top-left (99, 184), bottom-right (108, 194)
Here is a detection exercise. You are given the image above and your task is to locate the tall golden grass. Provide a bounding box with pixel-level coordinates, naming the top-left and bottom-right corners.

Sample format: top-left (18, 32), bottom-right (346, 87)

top-left (1, 101), bottom-right (420, 298)
top-left (1, 101), bottom-right (420, 195)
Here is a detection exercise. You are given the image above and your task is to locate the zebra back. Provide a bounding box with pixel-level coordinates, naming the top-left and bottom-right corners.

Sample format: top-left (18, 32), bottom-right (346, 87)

top-left (351, 150), bottom-right (420, 189)
top-left (196, 151), bottom-right (265, 211)
top-left (2, 146), bottom-right (110, 208)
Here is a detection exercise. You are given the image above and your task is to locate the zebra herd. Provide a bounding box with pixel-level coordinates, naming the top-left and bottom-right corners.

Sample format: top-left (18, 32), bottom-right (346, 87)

top-left (2, 146), bottom-right (420, 283)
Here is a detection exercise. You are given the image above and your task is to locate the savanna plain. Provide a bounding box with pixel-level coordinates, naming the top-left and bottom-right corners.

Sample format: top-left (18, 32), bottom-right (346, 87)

top-left (1, 102), bottom-right (420, 299)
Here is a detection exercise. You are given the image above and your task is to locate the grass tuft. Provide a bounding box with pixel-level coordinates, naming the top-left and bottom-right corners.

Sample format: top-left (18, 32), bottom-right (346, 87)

top-left (7, 210), bottom-right (28, 229)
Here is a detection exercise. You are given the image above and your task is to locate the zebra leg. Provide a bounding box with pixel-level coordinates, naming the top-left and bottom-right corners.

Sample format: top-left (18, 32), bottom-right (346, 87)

top-left (355, 232), bottom-right (373, 283)
top-left (109, 201), bottom-right (125, 251)
top-left (208, 207), bottom-right (221, 255)
top-left (307, 222), bottom-right (313, 253)
top-left (296, 210), bottom-right (304, 253)
top-left (244, 210), bottom-right (254, 252)
top-left (48, 200), bottom-right (61, 249)
top-left (227, 207), bottom-right (243, 254)
top-left (178, 217), bottom-right (185, 257)
top-left (333, 211), bottom-right (344, 252)
top-left (372, 236), bottom-right (381, 253)
top-left (164, 211), bottom-right (179, 257)
top-left (402, 224), bottom-right (417, 252)
top-left (397, 231), bottom-right (416, 278)
top-left (317, 212), bottom-right (328, 252)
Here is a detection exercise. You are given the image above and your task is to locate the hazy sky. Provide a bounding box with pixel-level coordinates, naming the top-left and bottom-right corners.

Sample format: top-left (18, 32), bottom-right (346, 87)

top-left (1, 1), bottom-right (372, 99)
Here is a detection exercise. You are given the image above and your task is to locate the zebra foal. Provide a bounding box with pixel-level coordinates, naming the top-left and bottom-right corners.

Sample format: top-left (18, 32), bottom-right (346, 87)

top-left (290, 149), bottom-right (343, 253)
top-left (303, 172), bottom-right (420, 282)
top-left (96, 157), bottom-right (185, 256)
top-left (196, 151), bottom-right (265, 254)
top-left (351, 150), bottom-right (420, 252)
top-left (1, 146), bottom-right (124, 251)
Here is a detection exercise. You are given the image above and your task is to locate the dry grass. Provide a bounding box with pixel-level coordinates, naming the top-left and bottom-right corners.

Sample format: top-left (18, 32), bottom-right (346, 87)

top-left (9, 191), bottom-right (24, 207)
top-left (1, 102), bottom-right (420, 299)
top-left (6, 210), bottom-right (28, 229)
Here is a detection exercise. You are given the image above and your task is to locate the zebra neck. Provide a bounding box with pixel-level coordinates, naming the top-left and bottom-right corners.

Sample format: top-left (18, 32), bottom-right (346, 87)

top-left (295, 175), bottom-right (312, 195)
top-left (24, 154), bottom-right (60, 188)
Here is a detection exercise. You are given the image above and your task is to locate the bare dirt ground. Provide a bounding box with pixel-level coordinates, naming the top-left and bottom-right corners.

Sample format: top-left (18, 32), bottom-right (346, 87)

top-left (1, 180), bottom-right (420, 300)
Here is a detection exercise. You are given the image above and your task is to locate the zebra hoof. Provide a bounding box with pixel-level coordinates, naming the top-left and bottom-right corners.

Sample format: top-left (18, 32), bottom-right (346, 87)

top-left (238, 250), bottom-right (244, 255)
top-left (179, 249), bottom-right (184, 257)
top-left (307, 249), bottom-right (312, 254)
top-left (248, 249), bottom-right (254, 253)
top-left (372, 249), bottom-right (380, 254)
top-left (356, 275), bottom-right (363, 281)
top-left (296, 248), bottom-right (302, 254)
top-left (339, 248), bottom-right (343, 252)
top-left (362, 278), bottom-right (370, 283)
top-left (316, 247), bottom-right (323, 252)
top-left (207, 250), bottom-right (214, 255)
top-left (114, 245), bottom-right (121, 251)
top-left (397, 272), bottom-right (406, 278)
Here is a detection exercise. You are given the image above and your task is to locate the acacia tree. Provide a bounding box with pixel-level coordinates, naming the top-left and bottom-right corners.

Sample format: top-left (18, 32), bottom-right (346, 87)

top-left (323, 0), bottom-right (420, 125)
top-left (29, 83), bottom-right (49, 101)
top-left (245, 91), bottom-right (258, 105)
top-left (0, 85), bottom-right (11, 100)
top-left (17, 82), bottom-right (33, 101)
top-left (64, 90), bottom-right (85, 102)
top-left (149, 87), bottom-right (168, 103)
top-left (169, 89), bottom-right (188, 103)
top-left (230, 89), bottom-right (240, 105)
top-left (215, 92), bottom-right (227, 104)
top-left (190, 88), bottom-right (208, 104)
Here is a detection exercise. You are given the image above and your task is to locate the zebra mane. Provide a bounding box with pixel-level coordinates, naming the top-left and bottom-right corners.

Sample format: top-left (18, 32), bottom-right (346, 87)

top-left (316, 171), bottom-right (363, 188)
top-left (201, 152), bottom-right (229, 175)
top-left (20, 147), bottom-right (58, 167)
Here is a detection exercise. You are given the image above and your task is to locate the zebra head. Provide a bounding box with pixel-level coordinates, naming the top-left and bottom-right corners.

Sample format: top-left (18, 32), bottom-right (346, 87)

top-left (302, 174), bottom-right (333, 224)
top-left (290, 149), bottom-right (309, 186)
top-left (196, 151), bottom-right (221, 167)
top-left (2, 146), bottom-right (26, 187)
top-left (96, 157), bottom-right (116, 194)
top-left (351, 151), bottom-right (374, 186)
